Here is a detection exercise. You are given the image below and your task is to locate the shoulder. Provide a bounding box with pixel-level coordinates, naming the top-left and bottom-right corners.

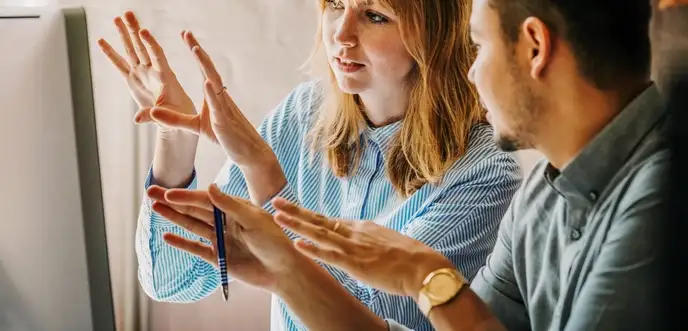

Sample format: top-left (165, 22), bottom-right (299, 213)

top-left (442, 123), bottom-right (522, 186)
top-left (611, 148), bottom-right (670, 216)
top-left (270, 79), bottom-right (325, 127)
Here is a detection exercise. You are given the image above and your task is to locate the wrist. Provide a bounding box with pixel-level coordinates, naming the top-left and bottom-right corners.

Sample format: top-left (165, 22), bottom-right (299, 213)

top-left (274, 252), bottom-right (320, 297)
top-left (403, 252), bottom-right (456, 300)
top-left (152, 129), bottom-right (199, 188)
top-left (239, 156), bottom-right (287, 204)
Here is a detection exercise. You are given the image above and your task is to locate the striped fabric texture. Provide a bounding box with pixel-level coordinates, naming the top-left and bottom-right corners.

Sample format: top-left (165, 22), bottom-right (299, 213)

top-left (135, 81), bottom-right (522, 331)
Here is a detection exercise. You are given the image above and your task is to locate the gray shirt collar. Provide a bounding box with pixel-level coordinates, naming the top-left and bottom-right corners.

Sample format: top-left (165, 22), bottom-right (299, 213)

top-left (545, 83), bottom-right (666, 205)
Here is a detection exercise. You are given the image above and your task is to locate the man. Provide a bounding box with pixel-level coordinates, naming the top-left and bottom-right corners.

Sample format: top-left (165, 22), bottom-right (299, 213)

top-left (279, 0), bottom-right (668, 329)
top-left (154, 0), bottom-right (669, 329)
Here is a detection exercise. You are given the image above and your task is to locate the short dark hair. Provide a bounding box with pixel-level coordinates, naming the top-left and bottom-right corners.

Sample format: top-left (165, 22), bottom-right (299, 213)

top-left (489, 0), bottom-right (652, 90)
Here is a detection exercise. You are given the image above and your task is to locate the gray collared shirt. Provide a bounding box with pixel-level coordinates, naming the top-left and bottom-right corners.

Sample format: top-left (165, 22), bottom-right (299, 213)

top-left (470, 84), bottom-right (669, 330)
top-left (387, 84), bottom-right (669, 331)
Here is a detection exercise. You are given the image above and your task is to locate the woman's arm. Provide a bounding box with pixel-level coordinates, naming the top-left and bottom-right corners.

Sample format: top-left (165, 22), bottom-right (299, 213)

top-left (135, 82), bottom-right (316, 302)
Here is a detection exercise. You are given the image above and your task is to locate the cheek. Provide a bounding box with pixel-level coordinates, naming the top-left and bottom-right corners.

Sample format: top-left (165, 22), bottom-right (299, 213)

top-left (363, 35), bottom-right (414, 78)
top-left (472, 56), bottom-right (495, 103)
top-left (321, 18), bottom-right (336, 54)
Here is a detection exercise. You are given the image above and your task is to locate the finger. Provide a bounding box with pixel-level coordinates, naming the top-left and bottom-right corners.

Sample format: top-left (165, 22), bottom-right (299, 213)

top-left (134, 107), bottom-right (154, 124)
top-left (166, 200), bottom-right (214, 226)
top-left (123, 11), bottom-right (152, 66)
top-left (164, 188), bottom-right (214, 212)
top-left (140, 28), bottom-right (172, 72)
top-left (294, 239), bottom-right (347, 266)
top-left (192, 46), bottom-right (224, 93)
top-left (152, 201), bottom-right (214, 240)
top-left (272, 198), bottom-right (350, 236)
top-left (203, 80), bottom-right (226, 126)
top-left (207, 184), bottom-right (263, 230)
top-left (182, 30), bottom-right (201, 51)
top-left (149, 186), bottom-right (214, 224)
top-left (272, 198), bottom-right (330, 227)
top-left (163, 233), bottom-right (216, 265)
top-left (146, 185), bottom-right (168, 202)
top-left (150, 107), bottom-right (201, 134)
top-left (97, 38), bottom-right (130, 75)
top-left (114, 16), bottom-right (139, 66)
top-left (274, 213), bottom-right (351, 249)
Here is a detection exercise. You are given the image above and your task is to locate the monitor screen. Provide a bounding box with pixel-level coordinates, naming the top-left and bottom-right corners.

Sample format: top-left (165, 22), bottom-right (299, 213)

top-left (0, 7), bottom-right (115, 331)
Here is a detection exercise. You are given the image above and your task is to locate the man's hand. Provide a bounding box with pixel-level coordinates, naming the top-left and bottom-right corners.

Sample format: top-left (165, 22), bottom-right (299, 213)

top-left (272, 198), bottom-right (457, 298)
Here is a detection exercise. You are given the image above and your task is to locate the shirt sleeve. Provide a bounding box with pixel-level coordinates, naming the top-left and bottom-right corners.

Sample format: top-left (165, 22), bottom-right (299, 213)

top-left (135, 81), bottom-right (318, 303)
top-left (469, 192), bottom-right (530, 331)
top-left (322, 152), bottom-right (522, 330)
top-left (562, 153), bottom-right (667, 331)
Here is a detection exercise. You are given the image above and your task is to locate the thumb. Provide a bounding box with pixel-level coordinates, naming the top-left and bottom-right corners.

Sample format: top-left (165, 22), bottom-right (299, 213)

top-left (150, 107), bottom-right (201, 134)
top-left (134, 108), bottom-right (154, 124)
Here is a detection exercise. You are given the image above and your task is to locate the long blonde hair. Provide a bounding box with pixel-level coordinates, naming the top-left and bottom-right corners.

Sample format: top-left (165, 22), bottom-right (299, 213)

top-left (308, 0), bottom-right (483, 197)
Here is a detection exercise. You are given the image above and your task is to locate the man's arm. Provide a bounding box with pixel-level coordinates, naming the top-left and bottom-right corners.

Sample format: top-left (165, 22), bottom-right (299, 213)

top-left (276, 257), bottom-right (389, 331)
top-left (411, 197), bottom-right (527, 331)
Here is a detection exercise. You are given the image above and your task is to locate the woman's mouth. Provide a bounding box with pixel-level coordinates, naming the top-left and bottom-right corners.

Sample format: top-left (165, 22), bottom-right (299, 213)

top-left (335, 57), bottom-right (365, 73)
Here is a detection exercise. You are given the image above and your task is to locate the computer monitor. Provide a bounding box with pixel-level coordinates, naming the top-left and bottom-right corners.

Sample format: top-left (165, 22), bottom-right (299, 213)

top-left (0, 6), bottom-right (115, 331)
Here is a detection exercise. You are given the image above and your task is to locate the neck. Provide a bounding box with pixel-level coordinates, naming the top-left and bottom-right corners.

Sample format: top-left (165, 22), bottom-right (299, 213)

top-left (358, 86), bottom-right (408, 128)
top-left (534, 79), bottom-right (650, 169)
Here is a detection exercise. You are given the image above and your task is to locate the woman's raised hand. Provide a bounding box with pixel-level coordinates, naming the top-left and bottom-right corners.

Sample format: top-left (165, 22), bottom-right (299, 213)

top-left (97, 11), bottom-right (199, 133)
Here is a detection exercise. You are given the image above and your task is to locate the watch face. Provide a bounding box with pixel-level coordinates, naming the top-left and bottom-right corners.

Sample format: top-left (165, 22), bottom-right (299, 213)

top-left (426, 273), bottom-right (460, 301)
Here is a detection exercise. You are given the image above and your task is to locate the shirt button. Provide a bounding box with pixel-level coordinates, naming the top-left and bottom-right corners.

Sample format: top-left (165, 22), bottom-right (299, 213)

top-left (571, 229), bottom-right (582, 241)
top-left (589, 191), bottom-right (598, 201)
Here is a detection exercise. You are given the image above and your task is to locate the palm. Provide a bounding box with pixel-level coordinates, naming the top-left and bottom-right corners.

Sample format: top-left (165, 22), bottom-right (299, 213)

top-left (98, 12), bottom-right (198, 128)
top-left (225, 238), bottom-right (275, 289)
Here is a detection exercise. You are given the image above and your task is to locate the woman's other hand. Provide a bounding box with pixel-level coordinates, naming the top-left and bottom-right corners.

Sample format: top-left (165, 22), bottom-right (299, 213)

top-left (147, 184), bottom-right (301, 291)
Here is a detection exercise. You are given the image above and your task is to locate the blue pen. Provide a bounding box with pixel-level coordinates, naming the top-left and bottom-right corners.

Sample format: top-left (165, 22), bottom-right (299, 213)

top-left (213, 205), bottom-right (229, 301)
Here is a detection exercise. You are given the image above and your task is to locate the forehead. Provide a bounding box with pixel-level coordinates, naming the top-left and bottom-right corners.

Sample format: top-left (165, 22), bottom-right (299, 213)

top-left (470, 0), bottom-right (494, 35)
top-left (344, 0), bottom-right (377, 6)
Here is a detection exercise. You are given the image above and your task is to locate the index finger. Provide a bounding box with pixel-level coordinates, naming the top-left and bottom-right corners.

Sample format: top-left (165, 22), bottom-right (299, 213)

top-left (139, 28), bottom-right (172, 72)
top-left (272, 198), bottom-right (351, 236)
top-left (191, 45), bottom-right (224, 94)
top-left (274, 212), bottom-right (351, 250)
top-left (164, 188), bottom-right (214, 211)
top-left (182, 30), bottom-right (201, 51)
top-left (207, 184), bottom-right (267, 230)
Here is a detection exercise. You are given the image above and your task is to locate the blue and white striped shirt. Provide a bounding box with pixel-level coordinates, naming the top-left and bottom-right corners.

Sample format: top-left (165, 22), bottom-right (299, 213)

top-left (135, 81), bottom-right (522, 331)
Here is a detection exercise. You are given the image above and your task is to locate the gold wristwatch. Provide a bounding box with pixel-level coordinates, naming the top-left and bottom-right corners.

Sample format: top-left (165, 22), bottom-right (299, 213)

top-left (417, 268), bottom-right (466, 317)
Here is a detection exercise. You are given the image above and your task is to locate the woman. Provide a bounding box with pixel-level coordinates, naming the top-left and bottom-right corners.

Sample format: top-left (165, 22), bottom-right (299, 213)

top-left (99, 0), bottom-right (521, 330)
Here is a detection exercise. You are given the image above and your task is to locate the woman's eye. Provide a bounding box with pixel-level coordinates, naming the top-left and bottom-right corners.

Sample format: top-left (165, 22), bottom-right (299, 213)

top-left (325, 0), bottom-right (345, 10)
top-left (366, 11), bottom-right (388, 24)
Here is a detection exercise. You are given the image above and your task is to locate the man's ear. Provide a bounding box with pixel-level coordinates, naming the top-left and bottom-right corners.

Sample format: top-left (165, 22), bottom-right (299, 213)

top-left (521, 17), bottom-right (552, 79)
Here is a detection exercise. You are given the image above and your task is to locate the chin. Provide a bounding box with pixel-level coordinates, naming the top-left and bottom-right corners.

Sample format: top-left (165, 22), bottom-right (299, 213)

top-left (494, 131), bottom-right (530, 152)
top-left (334, 75), bottom-right (370, 95)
